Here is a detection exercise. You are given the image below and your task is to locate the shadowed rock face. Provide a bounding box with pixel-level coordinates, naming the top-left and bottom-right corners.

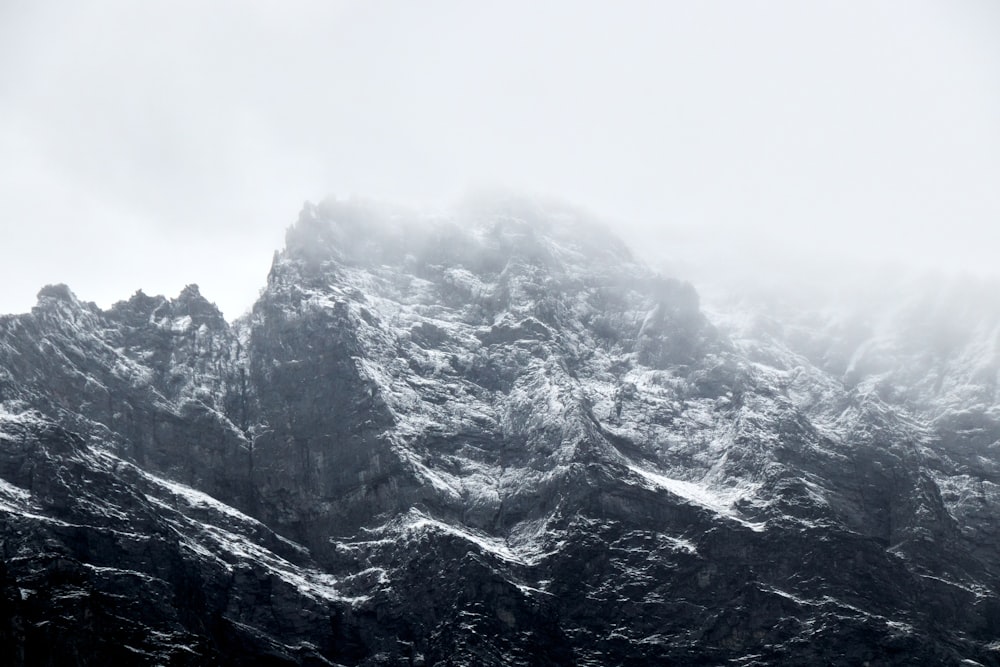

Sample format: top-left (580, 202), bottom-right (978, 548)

top-left (1, 198), bottom-right (999, 666)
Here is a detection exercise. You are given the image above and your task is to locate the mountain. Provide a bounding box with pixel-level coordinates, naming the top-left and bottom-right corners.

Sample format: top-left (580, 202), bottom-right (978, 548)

top-left (1, 197), bottom-right (998, 666)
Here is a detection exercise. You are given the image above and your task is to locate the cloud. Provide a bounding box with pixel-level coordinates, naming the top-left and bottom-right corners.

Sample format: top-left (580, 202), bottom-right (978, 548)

top-left (1, 1), bottom-right (998, 317)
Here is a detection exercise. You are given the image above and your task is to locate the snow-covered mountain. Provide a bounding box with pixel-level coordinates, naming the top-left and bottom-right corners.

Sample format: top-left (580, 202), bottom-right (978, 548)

top-left (1, 197), bottom-right (998, 665)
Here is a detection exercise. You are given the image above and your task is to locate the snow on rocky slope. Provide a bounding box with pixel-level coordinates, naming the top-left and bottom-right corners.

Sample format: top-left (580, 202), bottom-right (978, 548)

top-left (1, 196), bottom-right (998, 665)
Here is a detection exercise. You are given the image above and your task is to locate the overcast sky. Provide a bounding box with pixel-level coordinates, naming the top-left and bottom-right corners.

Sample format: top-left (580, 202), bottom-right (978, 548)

top-left (1, 1), bottom-right (998, 318)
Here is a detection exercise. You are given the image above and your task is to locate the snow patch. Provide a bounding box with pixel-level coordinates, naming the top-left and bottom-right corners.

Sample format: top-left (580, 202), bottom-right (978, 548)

top-left (172, 315), bottom-right (192, 332)
top-left (663, 535), bottom-right (698, 554)
top-left (0, 478), bottom-right (32, 503)
top-left (403, 510), bottom-right (560, 566)
top-left (406, 511), bottom-right (525, 564)
top-left (627, 464), bottom-right (765, 532)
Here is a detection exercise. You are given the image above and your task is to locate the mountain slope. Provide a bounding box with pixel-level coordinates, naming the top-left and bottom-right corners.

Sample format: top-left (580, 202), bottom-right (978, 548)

top-left (1, 197), bottom-right (998, 665)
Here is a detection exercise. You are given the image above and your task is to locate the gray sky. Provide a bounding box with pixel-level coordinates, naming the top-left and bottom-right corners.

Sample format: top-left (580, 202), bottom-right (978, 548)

top-left (2, 1), bottom-right (998, 318)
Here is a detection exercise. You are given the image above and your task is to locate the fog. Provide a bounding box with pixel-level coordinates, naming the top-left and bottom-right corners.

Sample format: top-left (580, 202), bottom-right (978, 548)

top-left (2, 1), bottom-right (999, 319)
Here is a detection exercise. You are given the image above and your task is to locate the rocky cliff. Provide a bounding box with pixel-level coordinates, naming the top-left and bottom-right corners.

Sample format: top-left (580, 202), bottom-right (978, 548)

top-left (1, 197), bottom-right (998, 665)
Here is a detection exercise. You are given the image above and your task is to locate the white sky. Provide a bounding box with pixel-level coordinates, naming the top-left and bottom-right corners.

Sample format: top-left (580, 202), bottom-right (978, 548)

top-left (1, 1), bottom-right (998, 319)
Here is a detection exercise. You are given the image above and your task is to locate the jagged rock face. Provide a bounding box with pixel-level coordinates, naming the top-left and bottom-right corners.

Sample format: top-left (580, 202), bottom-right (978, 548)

top-left (0, 283), bottom-right (254, 513)
top-left (1, 198), bottom-right (999, 665)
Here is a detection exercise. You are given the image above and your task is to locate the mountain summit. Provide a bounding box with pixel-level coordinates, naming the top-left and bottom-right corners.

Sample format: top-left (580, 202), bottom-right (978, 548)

top-left (1, 198), bottom-right (998, 665)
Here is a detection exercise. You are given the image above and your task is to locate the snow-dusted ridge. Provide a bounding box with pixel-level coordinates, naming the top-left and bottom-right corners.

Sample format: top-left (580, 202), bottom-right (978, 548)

top-left (0, 197), bottom-right (998, 664)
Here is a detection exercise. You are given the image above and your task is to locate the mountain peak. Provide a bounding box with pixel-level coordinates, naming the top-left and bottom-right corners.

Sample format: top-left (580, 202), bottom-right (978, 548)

top-left (171, 284), bottom-right (226, 329)
top-left (32, 283), bottom-right (97, 320)
top-left (36, 283), bottom-right (77, 304)
top-left (278, 195), bottom-right (643, 289)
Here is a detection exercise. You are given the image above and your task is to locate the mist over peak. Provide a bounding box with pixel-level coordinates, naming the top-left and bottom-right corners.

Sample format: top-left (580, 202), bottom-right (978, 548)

top-left (279, 193), bottom-right (643, 282)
